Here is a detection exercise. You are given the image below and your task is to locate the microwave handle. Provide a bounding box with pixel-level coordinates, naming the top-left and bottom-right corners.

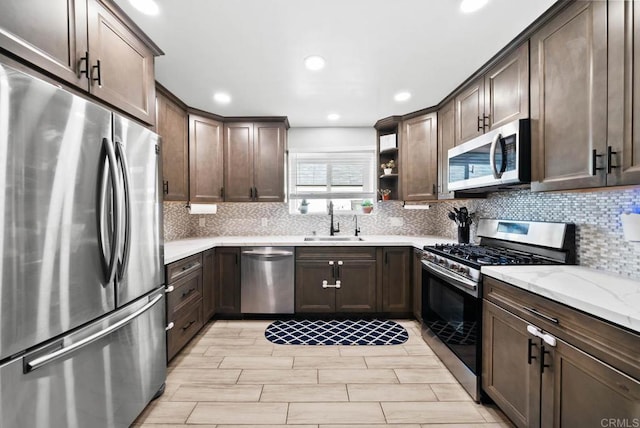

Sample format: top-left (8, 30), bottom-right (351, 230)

top-left (489, 132), bottom-right (505, 179)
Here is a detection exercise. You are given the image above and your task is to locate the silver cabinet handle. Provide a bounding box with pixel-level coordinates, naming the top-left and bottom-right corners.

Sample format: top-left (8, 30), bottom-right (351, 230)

top-left (166, 322), bottom-right (175, 331)
top-left (25, 294), bottom-right (163, 372)
top-left (523, 306), bottom-right (559, 324)
top-left (322, 280), bottom-right (341, 289)
top-left (165, 285), bottom-right (175, 293)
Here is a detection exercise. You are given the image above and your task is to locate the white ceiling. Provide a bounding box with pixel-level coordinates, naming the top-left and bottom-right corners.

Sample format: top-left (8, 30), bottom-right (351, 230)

top-left (114, 0), bottom-right (557, 127)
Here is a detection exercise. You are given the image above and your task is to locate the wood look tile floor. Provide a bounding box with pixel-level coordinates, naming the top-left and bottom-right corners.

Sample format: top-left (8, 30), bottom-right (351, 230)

top-left (132, 320), bottom-right (514, 428)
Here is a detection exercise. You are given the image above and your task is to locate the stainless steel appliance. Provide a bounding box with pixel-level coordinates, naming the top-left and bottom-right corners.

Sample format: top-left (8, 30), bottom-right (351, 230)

top-left (420, 219), bottom-right (575, 402)
top-left (241, 247), bottom-right (294, 314)
top-left (0, 59), bottom-right (165, 427)
top-left (448, 119), bottom-right (531, 192)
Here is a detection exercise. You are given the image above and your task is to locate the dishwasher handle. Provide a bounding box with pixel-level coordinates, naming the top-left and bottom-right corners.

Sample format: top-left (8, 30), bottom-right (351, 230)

top-left (242, 250), bottom-right (294, 257)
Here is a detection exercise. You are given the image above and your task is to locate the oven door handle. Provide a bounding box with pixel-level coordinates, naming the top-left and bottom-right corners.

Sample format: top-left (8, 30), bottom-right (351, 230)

top-left (421, 260), bottom-right (478, 294)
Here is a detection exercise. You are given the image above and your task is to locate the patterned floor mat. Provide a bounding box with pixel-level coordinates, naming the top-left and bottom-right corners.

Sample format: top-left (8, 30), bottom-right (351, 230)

top-left (264, 319), bottom-right (409, 345)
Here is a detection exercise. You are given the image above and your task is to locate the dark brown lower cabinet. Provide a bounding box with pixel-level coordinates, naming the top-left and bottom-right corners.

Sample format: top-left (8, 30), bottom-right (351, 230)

top-left (381, 247), bottom-right (411, 313)
top-left (202, 249), bottom-right (216, 320)
top-left (165, 254), bottom-right (204, 361)
top-left (483, 278), bottom-right (640, 428)
top-left (412, 249), bottom-right (423, 322)
top-left (214, 247), bottom-right (241, 314)
top-left (295, 247), bottom-right (377, 313)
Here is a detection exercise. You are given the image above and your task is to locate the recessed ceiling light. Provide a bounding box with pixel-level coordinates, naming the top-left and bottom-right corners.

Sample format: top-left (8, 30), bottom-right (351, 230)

top-left (129, 0), bottom-right (160, 15)
top-left (327, 113), bottom-right (340, 121)
top-left (304, 55), bottom-right (326, 71)
top-left (460, 0), bottom-right (489, 13)
top-left (394, 91), bottom-right (412, 102)
top-left (213, 92), bottom-right (231, 104)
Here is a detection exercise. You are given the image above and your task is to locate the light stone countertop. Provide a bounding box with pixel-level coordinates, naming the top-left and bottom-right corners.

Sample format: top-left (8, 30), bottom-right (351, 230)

top-left (164, 234), bottom-right (455, 265)
top-left (481, 265), bottom-right (640, 334)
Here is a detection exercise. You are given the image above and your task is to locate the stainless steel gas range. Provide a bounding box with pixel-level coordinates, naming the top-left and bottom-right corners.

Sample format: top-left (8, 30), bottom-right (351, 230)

top-left (419, 219), bottom-right (576, 402)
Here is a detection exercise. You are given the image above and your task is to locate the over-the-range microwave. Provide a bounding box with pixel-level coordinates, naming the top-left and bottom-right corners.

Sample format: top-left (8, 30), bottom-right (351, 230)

top-left (448, 118), bottom-right (531, 193)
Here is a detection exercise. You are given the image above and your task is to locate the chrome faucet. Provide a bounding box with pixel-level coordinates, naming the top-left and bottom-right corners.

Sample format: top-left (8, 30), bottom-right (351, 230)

top-left (354, 215), bottom-right (360, 236)
top-left (329, 201), bottom-right (340, 236)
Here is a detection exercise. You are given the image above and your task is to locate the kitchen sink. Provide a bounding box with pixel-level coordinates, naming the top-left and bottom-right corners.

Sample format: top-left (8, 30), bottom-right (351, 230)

top-left (304, 236), bottom-right (364, 242)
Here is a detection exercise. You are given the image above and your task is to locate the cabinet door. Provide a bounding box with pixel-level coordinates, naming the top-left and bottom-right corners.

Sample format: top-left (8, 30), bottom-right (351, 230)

top-left (214, 248), bottom-right (240, 314)
top-left (485, 42), bottom-right (529, 130)
top-left (402, 113), bottom-right (438, 201)
top-left (483, 300), bottom-right (541, 428)
top-left (224, 122), bottom-right (254, 202)
top-left (412, 250), bottom-right (422, 322)
top-left (455, 77), bottom-right (485, 145)
top-left (437, 100), bottom-right (455, 199)
top-left (253, 123), bottom-right (286, 202)
top-left (381, 247), bottom-right (411, 313)
top-left (189, 115), bottom-right (224, 203)
top-left (530, 1), bottom-right (608, 191)
top-left (157, 91), bottom-right (189, 201)
top-left (202, 249), bottom-right (216, 320)
top-left (295, 261), bottom-right (335, 312)
top-left (336, 260), bottom-right (377, 313)
top-left (607, 0), bottom-right (640, 186)
top-left (87, 0), bottom-right (156, 125)
top-left (540, 337), bottom-right (640, 428)
top-left (0, 0), bottom-right (88, 88)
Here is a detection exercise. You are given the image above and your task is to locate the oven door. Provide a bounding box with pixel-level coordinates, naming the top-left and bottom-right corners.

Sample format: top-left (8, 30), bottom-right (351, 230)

top-left (421, 262), bottom-right (481, 375)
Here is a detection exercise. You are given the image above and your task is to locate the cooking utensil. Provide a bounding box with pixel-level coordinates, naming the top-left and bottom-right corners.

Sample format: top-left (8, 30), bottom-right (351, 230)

top-left (448, 211), bottom-right (458, 224)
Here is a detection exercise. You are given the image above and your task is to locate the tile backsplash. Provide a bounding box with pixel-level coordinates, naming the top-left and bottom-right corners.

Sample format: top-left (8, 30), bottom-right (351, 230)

top-left (164, 186), bottom-right (640, 280)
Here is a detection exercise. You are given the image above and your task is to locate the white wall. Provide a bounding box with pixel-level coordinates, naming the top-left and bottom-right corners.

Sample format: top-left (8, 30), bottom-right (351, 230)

top-left (288, 127), bottom-right (376, 152)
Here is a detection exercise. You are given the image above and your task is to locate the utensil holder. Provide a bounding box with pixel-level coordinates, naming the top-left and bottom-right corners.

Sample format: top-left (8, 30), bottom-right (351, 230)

top-left (457, 226), bottom-right (470, 244)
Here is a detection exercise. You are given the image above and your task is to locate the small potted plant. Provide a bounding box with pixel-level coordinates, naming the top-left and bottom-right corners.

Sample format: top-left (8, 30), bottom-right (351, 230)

top-left (380, 159), bottom-right (395, 175)
top-left (361, 199), bottom-right (374, 214)
top-left (378, 189), bottom-right (392, 201)
top-left (298, 199), bottom-right (309, 214)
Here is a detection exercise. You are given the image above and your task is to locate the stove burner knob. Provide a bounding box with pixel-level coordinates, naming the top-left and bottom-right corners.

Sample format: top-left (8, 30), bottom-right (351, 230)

top-left (459, 266), bottom-right (469, 275)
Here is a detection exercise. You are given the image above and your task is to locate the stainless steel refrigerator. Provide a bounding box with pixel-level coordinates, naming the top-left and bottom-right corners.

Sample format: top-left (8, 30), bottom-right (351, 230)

top-left (0, 59), bottom-right (166, 427)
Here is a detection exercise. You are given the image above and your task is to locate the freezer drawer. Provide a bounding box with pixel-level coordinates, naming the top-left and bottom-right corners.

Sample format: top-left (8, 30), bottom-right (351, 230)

top-left (0, 288), bottom-right (166, 428)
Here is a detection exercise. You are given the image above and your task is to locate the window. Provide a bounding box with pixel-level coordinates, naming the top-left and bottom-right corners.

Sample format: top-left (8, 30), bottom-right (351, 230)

top-left (288, 151), bottom-right (376, 214)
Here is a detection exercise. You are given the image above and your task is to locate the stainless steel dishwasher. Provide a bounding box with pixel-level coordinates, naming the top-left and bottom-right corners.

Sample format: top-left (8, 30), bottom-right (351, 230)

top-left (241, 247), bottom-right (295, 314)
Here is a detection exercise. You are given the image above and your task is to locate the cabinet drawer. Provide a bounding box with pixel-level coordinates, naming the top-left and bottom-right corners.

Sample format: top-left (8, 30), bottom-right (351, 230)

top-left (167, 301), bottom-right (203, 361)
top-left (296, 247), bottom-right (376, 260)
top-left (166, 253), bottom-right (203, 284)
top-left (166, 269), bottom-right (202, 321)
top-left (484, 276), bottom-right (640, 380)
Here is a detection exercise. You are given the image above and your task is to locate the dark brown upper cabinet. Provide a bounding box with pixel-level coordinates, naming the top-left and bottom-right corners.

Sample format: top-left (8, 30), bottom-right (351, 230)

top-left (189, 114), bottom-right (224, 203)
top-left (87, 0), bottom-right (157, 125)
top-left (437, 100), bottom-right (455, 199)
top-left (157, 88), bottom-right (189, 201)
top-left (455, 42), bottom-right (529, 146)
top-left (0, 0), bottom-right (88, 88)
top-left (0, 0), bottom-right (162, 125)
top-left (607, 0), bottom-right (640, 187)
top-left (530, 1), bottom-right (608, 192)
top-left (401, 112), bottom-right (438, 201)
top-left (224, 121), bottom-right (286, 202)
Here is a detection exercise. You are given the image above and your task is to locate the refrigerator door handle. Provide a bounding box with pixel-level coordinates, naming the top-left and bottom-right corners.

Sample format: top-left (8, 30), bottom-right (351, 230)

top-left (115, 141), bottom-right (132, 280)
top-left (99, 137), bottom-right (122, 284)
top-left (24, 293), bottom-right (163, 373)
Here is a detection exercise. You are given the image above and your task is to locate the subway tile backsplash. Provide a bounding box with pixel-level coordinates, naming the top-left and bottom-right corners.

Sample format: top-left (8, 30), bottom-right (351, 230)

top-left (164, 187), bottom-right (640, 280)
